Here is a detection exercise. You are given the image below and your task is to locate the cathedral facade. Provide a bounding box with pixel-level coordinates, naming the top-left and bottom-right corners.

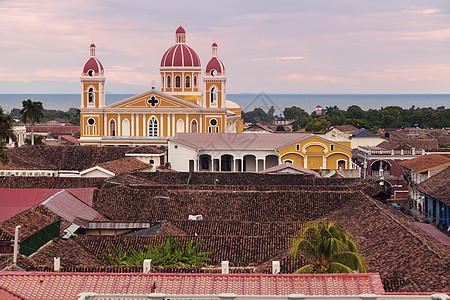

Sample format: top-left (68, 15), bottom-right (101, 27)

top-left (79, 26), bottom-right (243, 146)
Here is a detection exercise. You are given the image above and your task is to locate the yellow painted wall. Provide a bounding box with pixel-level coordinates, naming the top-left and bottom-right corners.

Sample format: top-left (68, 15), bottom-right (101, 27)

top-left (278, 136), bottom-right (351, 170)
top-left (326, 153), bottom-right (350, 169)
top-left (307, 156), bottom-right (323, 169)
top-left (281, 153), bottom-right (304, 167)
top-left (83, 82), bottom-right (100, 107)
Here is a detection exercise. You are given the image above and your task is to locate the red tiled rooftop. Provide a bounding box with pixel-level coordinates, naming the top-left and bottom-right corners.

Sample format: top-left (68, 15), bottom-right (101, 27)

top-left (0, 272), bottom-right (385, 299)
top-left (96, 157), bottom-right (151, 175)
top-left (398, 154), bottom-right (450, 173)
top-left (416, 166), bottom-right (450, 206)
top-left (260, 163), bottom-right (321, 177)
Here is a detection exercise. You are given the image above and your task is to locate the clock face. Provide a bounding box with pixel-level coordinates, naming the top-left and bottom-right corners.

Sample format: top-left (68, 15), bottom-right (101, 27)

top-left (210, 118), bottom-right (218, 126)
top-left (87, 118), bottom-right (95, 125)
top-left (88, 70), bottom-right (94, 76)
top-left (210, 69), bottom-right (217, 76)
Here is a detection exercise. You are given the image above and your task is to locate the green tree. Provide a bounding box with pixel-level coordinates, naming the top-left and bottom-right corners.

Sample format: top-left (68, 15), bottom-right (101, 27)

top-left (291, 221), bottom-right (367, 274)
top-left (20, 99), bottom-right (44, 146)
top-left (305, 119), bottom-right (331, 132)
top-left (283, 106), bottom-right (309, 121)
top-left (0, 107), bottom-right (15, 164)
top-left (103, 235), bottom-right (212, 267)
top-left (346, 105), bottom-right (365, 120)
top-left (242, 107), bottom-right (273, 124)
top-left (343, 118), bottom-right (371, 130)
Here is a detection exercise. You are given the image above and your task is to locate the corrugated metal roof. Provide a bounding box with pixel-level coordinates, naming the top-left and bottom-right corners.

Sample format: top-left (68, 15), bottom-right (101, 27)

top-left (87, 222), bottom-right (152, 230)
top-left (0, 189), bottom-right (59, 222)
top-left (42, 190), bottom-right (99, 228)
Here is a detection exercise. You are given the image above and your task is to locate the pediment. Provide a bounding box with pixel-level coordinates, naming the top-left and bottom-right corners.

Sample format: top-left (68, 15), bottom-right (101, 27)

top-left (107, 90), bottom-right (200, 109)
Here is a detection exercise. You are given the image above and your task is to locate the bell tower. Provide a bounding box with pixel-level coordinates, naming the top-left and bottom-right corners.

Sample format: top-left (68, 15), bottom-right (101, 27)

top-left (81, 43), bottom-right (105, 108)
top-left (204, 43), bottom-right (226, 108)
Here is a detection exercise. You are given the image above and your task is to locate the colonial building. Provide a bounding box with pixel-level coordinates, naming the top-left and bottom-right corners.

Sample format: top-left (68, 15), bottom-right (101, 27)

top-left (79, 26), bottom-right (243, 146)
top-left (168, 133), bottom-right (352, 172)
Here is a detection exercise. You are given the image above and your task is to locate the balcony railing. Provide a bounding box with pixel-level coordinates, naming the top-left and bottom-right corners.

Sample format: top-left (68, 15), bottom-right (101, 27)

top-left (370, 170), bottom-right (391, 177)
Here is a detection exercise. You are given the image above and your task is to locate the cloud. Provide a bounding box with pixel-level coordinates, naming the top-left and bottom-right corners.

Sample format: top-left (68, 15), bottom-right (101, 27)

top-left (254, 56), bottom-right (304, 61)
top-left (402, 8), bottom-right (441, 15)
top-left (352, 65), bottom-right (450, 83)
top-left (282, 73), bottom-right (359, 85)
top-left (398, 28), bottom-right (450, 40)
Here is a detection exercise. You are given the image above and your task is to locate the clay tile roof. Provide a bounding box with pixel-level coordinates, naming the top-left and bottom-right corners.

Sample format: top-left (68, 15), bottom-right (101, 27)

top-left (260, 163), bottom-right (321, 177)
top-left (377, 139), bottom-right (439, 150)
top-left (0, 205), bottom-right (59, 241)
top-left (96, 157), bottom-right (151, 175)
top-left (416, 166), bottom-right (450, 206)
top-left (61, 135), bottom-right (79, 144)
top-left (399, 154), bottom-right (450, 173)
top-left (126, 146), bottom-right (165, 154)
top-left (0, 272), bottom-right (385, 299)
top-left (0, 286), bottom-right (24, 300)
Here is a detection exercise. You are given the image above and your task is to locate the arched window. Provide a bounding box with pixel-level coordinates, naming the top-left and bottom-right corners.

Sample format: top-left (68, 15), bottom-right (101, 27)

top-left (176, 119), bottom-right (185, 133)
top-left (185, 76), bottom-right (191, 88)
top-left (109, 119), bottom-right (116, 137)
top-left (122, 119), bottom-right (130, 136)
top-left (148, 117), bottom-right (158, 137)
top-left (161, 76), bottom-right (165, 89)
top-left (88, 87), bottom-right (95, 104)
top-left (175, 76), bottom-right (181, 88)
top-left (210, 87), bottom-right (217, 103)
top-left (167, 76), bottom-right (171, 88)
top-left (191, 119), bottom-right (198, 133)
top-left (193, 76), bottom-right (197, 87)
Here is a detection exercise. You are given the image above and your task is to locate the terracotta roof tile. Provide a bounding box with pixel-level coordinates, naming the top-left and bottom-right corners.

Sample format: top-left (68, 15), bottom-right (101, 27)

top-left (399, 154), bottom-right (450, 173)
top-left (96, 157), bottom-right (151, 175)
top-left (260, 163), bottom-right (321, 177)
top-left (0, 205), bottom-right (59, 241)
top-left (0, 272), bottom-right (384, 299)
top-left (1, 146), bottom-right (159, 171)
top-left (416, 166), bottom-right (450, 206)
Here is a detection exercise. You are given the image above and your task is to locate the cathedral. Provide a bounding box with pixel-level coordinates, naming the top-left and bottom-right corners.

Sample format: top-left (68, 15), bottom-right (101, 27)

top-left (79, 26), bottom-right (243, 146)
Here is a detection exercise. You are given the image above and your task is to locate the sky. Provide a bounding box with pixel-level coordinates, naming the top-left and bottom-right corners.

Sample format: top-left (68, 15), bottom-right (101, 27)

top-left (0, 0), bottom-right (449, 94)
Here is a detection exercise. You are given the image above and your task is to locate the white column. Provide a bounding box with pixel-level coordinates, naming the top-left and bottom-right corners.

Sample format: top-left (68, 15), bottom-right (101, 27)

top-left (118, 114), bottom-right (121, 137)
top-left (135, 114), bottom-right (139, 137)
top-left (172, 114), bottom-right (175, 136)
top-left (160, 114), bottom-right (164, 137)
top-left (199, 115), bottom-right (203, 133)
top-left (131, 114), bottom-right (135, 137)
top-left (185, 114), bottom-right (189, 132)
top-left (167, 114), bottom-right (171, 138)
top-left (143, 114), bottom-right (146, 137)
top-left (104, 113), bottom-right (107, 137)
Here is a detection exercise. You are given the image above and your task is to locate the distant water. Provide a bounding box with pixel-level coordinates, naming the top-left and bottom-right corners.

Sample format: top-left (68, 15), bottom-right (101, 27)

top-left (0, 93), bottom-right (448, 114)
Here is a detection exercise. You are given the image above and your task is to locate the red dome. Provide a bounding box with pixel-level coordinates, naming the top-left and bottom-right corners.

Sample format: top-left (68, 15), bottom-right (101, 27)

top-left (206, 57), bottom-right (225, 74)
top-left (90, 43), bottom-right (96, 48)
top-left (160, 44), bottom-right (201, 68)
top-left (176, 26), bottom-right (185, 34)
top-left (83, 57), bottom-right (104, 74)
top-left (212, 42), bottom-right (218, 47)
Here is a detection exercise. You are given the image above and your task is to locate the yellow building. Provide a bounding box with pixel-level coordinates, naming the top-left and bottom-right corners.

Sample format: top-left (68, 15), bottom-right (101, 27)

top-left (169, 133), bottom-right (352, 172)
top-left (79, 26), bottom-right (243, 146)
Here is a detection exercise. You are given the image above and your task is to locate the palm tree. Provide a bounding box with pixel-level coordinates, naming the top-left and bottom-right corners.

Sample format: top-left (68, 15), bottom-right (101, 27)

top-left (291, 221), bottom-right (367, 274)
top-left (0, 107), bottom-right (15, 164)
top-left (20, 99), bottom-right (44, 146)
